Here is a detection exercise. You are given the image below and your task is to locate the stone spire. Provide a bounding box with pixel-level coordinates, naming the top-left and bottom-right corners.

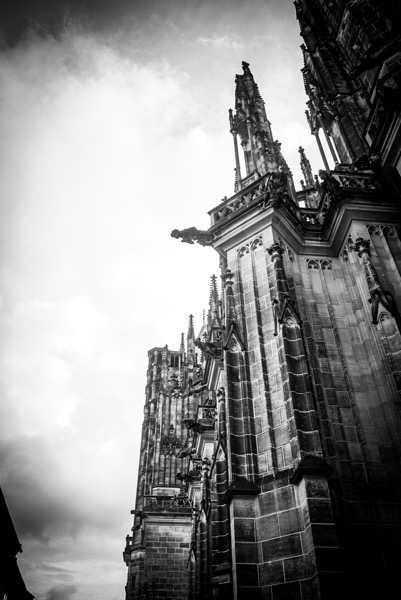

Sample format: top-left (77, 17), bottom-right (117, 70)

top-left (299, 146), bottom-right (314, 188)
top-left (187, 314), bottom-right (195, 352)
top-left (229, 62), bottom-right (297, 200)
top-left (229, 61), bottom-right (278, 179)
top-left (208, 275), bottom-right (220, 328)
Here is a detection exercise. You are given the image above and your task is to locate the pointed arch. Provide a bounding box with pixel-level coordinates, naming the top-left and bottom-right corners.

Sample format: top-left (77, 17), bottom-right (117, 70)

top-left (307, 259), bottom-right (319, 269)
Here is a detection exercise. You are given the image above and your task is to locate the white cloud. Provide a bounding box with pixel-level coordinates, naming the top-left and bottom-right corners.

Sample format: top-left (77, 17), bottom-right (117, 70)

top-left (0, 22), bottom-right (220, 599)
top-left (197, 33), bottom-right (244, 51)
top-left (0, 2), bottom-right (319, 598)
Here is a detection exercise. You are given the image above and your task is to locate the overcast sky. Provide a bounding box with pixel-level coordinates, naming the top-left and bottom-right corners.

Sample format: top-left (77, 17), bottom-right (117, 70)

top-left (0, 1), bottom-right (330, 599)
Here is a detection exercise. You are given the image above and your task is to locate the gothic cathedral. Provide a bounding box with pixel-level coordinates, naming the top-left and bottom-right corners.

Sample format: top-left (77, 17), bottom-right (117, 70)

top-left (124, 1), bottom-right (401, 598)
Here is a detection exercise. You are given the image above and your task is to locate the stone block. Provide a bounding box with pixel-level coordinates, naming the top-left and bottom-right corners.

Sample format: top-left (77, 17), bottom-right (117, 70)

top-left (233, 498), bottom-right (257, 518)
top-left (278, 508), bottom-right (302, 536)
top-left (259, 491), bottom-right (278, 515)
top-left (271, 581), bottom-right (302, 600)
top-left (275, 486), bottom-right (296, 511)
top-left (234, 518), bottom-right (256, 541)
top-left (256, 514), bottom-right (280, 541)
top-left (236, 563), bottom-right (259, 587)
top-left (259, 559), bottom-right (285, 585)
top-left (308, 498), bottom-right (334, 523)
top-left (262, 534), bottom-right (302, 561)
top-left (235, 542), bottom-right (259, 563)
top-left (283, 554), bottom-right (310, 581)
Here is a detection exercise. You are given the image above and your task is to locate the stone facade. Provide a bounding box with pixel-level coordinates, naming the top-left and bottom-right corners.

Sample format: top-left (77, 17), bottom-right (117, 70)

top-left (124, 1), bottom-right (401, 598)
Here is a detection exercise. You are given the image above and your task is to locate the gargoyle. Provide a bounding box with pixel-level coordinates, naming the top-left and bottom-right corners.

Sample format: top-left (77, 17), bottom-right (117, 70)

top-left (177, 447), bottom-right (196, 459)
top-left (171, 227), bottom-right (214, 247)
top-left (319, 170), bottom-right (342, 204)
top-left (194, 337), bottom-right (221, 358)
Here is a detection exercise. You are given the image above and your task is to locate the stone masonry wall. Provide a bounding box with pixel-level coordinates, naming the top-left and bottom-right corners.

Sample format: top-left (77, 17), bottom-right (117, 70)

top-left (222, 214), bottom-right (401, 598)
top-left (143, 517), bottom-right (191, 599)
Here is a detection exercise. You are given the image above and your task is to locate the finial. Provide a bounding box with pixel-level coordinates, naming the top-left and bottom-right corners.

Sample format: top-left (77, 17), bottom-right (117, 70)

top-left (210, 275), bottom-right (219, 302)
top-left (228, 108), bottom-right (234, 129)
top-left (207, 275), bottom-right (220, 327)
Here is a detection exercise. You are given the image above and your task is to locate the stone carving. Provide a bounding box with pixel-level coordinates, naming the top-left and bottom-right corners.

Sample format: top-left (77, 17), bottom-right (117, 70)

top-left (261, 166), bottom-right (289, 209)
top-left (177, 444), bottom-right (196, 459)
top-left (145, 493), bottom-right (192, 508)
top-left (176, 471), bottom-right (201, 483)
top-left (171, 227), bottom-right (214, 247)
top-left (354, 237), bottom-right (397, 325)
top-left (217, 387), bottom-right (225, 402)
top-left (307, 259), bottom-right (333, 270)
top-left (194, 337), bottom-right (221, 358)
top-left (199, 406), bottom-right (216, 419)
top-left (160, 425), bottom-right (182, 455)
top-left (272, 294), bottom-right (302, 336)
top-left (189, 422), bottom-right (205, 434)
top-left (318, 169), bottom-right (342, 204)
top-left (268, 243), bottom-right (302, 336)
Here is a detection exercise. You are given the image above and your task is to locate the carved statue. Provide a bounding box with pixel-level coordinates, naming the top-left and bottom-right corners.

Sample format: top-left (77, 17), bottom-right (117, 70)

top-left (171, 227), bottom-right (214, 247)
top-left (261, 166), bottom-right (289, 209)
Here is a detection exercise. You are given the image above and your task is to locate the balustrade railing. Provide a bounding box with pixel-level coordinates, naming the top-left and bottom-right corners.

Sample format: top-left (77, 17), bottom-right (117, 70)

top-left (209, 170), bottom-right (380, 228)
top-left (144, 494), bottom-right (192, 509)
top-left (210, 174), bottom-right (269, 225)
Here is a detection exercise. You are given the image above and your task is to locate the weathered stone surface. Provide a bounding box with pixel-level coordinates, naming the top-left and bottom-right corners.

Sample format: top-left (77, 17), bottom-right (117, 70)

top-left (124, 12), bottom-right (401, 597)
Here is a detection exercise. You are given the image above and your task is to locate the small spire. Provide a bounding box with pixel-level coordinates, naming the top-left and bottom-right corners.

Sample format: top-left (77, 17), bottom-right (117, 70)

top-left (222, 270), bottom-right (236, 327)
top-left (203, 309), bottom-right (206, 325)
top-left (209, 275), bottom-right (219, 311)
top-left (208, 275), bottom-right (220, 329)
top-left (228, 108), bottom-right (234, 130)
top-left (187, 315), bottom-right (195, 342)
top-left (299, 146), bottom-right (314, 187)
top-left (187, 314), bottom-right (195, 361)
top-left (237, 61), bottom-right (263, 103)
top-left (180, 333), bottom-right (185, 355)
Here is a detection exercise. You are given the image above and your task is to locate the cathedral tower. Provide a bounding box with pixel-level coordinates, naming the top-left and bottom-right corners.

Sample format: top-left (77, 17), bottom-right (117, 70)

top-left (123, 337), bottom-right (196, 599)
top-left (124, 3), bottom-right (401, 598)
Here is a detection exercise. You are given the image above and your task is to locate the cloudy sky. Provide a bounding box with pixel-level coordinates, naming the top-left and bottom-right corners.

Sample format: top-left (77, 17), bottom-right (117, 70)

top-left (0, 1), bottom-right (331, 598)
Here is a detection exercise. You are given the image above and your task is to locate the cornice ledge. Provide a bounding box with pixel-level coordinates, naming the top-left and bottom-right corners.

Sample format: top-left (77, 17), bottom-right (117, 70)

top-left (273, 201), bottom-right (401, 256)
top-left (290, 455), bottom-right (332, 485)
top-left (223, 477), bottom-right (260, 503)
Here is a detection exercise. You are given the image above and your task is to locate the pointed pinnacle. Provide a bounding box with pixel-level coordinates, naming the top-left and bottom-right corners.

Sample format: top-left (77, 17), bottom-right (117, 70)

top-left (187, 314), bottom-right (195, 341)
